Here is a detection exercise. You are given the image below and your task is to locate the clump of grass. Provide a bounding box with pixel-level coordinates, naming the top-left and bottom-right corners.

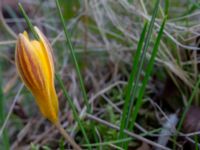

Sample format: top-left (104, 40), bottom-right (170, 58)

top-left (118, 0), bottom-right (167, 149)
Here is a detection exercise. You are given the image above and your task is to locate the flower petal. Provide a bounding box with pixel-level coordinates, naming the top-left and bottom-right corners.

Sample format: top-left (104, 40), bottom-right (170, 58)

top-left (15, 28), bottom-right (59, 124)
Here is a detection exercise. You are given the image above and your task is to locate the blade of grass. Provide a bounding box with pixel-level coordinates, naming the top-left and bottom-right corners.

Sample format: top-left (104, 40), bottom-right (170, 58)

top-left (164, 0), bottom-right (169, 15)
top-left (118, 22), bottom-right (148, 140)
top-left (173, 75), bottom-right (200, 149)
top-left (56, 74), bottom-right (91, 149)
top-left (195, 135), bottom-right (199, 150)
top-left (126, 0), bottom-right (160, 129)
top-left (0, 63), bottom-right (10, 150)
top-left (121, 0), bottom-right (160, 149)
top-left (118, 0), bottom-right (160, 148)
top-left (55, 1), bottom-right (92, 148)
top-left (55, 0), bottom-right (90, 112)
top-left (125, 0), bottom-right (160, 129)
top-left (129, 17), bottom-right (167, 131)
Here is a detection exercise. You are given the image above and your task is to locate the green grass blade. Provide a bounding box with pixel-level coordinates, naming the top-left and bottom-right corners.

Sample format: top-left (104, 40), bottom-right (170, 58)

top-left (55, 0), bottom-right (90, 112)
top-left (195, 135), bottom-right (199, 150)
top-left (173, 75), bottom-right (200, 149)
top-left (0, 65), bottom-right (9, 150)
top-left (118, 0), bottom-right (160, 148)
top-left (164, 0), bottom-right (169, 16)
top-left (125, 0), bottom-right (160, 129)
top-left (56, 74), bottom-right (91, 149)
top-left (129, 17), bottom-right (167, 130)
top-left (118, 22), bottom-right (148, 140)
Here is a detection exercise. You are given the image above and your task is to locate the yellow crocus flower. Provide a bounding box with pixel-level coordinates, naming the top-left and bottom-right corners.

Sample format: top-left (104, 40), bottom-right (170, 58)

top-left (15, 27), bottom-right (59, 124)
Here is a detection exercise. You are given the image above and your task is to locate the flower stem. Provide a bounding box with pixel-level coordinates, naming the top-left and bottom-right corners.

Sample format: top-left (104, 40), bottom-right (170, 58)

top-left (55, 122), bottom-right (82, 150)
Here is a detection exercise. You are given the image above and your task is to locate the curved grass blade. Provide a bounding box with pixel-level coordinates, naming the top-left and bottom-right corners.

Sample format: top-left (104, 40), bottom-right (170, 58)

top-left (118, 22), bottom-right (148, 141)
top-left (56, 74), bottom-right (91, 149)
top-left (129, 17), bottom-right (167, 130)
top-left (118, 0), bottom-right (161, 148)
top-left (55, 0), bottom-right (90, 112)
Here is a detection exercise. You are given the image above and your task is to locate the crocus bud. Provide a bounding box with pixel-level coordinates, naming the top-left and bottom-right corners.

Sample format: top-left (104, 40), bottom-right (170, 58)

top-left (15, 27), bottom-right (59, 124)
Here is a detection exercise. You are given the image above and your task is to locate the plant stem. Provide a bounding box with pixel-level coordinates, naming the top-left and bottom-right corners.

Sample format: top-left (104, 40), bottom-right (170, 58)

top-left (55, 122), bottom-right (82, 150)
top-left (18, 3), bottom-right (39, 40)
